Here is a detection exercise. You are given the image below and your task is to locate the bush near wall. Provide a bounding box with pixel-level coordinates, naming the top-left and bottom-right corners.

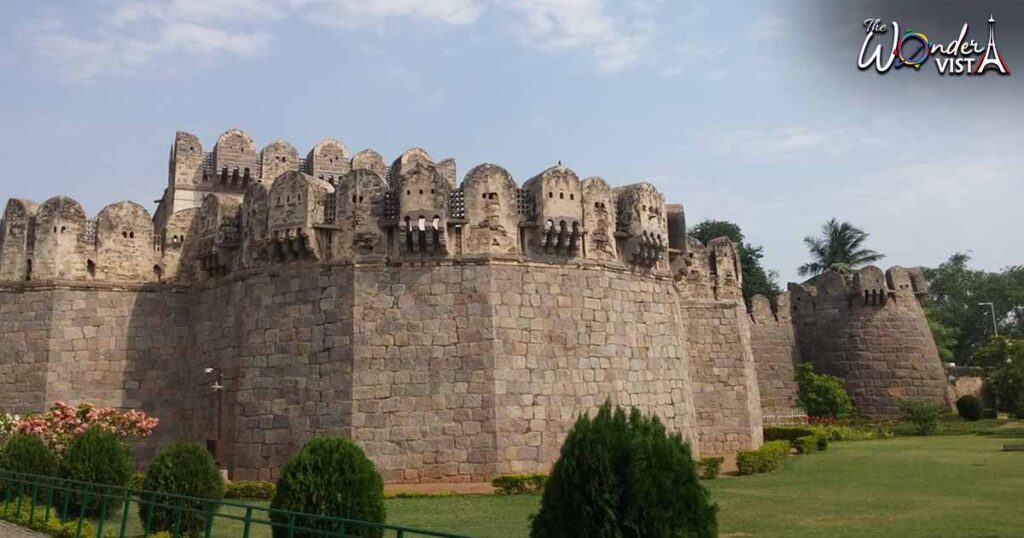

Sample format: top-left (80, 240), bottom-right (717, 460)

top-left (793, 436), bottom-right (818, 454)
top-left (531, 402), bottom-right (716, 538)
top-left (139, 442), bottom-right (225, 537)
top-left (736, 441), bottom-right (791, 475)
top-left (763, 427), bottom-right (816, 443)
top-left (698, 457), bottom-right (724, 480)
top-left (0, 434), bottom-right (59, 478)
top-left (956, 395), bottom-right (983, 421)
top-left (58, 427), bottom-right (134, 518)
top-left (491, 474), bottom-right (546, 495)
top-left (899, 400), bottom-right (941, 436)
top-left (225, 480), bottom-right (277, 500)
top-left (270, 437), bottom-right (386, 538)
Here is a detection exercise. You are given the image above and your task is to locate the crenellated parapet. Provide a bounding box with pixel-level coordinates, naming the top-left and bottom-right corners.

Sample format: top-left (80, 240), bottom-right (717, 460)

top-left (788, 265), bottom-right (929, 313)
top-left (0, 196), bottom-right (159, 283)
top-left (1, 129), bottom-right (751, 292)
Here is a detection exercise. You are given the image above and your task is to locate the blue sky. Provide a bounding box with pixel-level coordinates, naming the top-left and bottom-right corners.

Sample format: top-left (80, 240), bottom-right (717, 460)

top-left (0, 0), bottom-right (1021, 283)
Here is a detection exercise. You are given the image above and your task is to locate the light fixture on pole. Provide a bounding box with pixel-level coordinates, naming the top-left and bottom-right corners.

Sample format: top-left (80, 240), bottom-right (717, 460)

top-left (978, 302), bottom-right (998, 337)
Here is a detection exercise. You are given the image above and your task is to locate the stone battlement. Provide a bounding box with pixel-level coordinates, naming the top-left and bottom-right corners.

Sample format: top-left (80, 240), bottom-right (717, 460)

top-left (0, 129), bottom-right (740, 301)
top-left (0, 128), bottom-right (764, 482)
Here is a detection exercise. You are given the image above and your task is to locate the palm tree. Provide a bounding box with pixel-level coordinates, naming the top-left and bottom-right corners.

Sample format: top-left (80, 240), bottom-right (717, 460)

top-left (797, 219), bottom-right (884, 277)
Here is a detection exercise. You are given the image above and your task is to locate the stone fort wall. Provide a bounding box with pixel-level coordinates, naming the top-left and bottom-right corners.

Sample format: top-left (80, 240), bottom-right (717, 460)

top-left (0, 259), bottom-right (760, 482)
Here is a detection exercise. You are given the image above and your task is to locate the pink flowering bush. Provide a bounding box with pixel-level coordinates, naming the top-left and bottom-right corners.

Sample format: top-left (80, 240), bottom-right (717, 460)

top-left (15, 401), bottom-right (158, 455)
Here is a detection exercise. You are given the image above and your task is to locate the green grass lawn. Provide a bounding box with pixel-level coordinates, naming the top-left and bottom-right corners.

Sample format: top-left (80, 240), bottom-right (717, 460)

top-left (66, 428), bottom-right (1024, 537)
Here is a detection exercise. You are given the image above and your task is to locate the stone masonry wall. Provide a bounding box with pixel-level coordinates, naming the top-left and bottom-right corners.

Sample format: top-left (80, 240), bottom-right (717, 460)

top-left (682, 300), bottom-right (763, 455)
top-left (747, 293), bottom-right (802, 422)
top-left (490, 263), bottom-right (698, 473)
top-left (0, 260), bottom-right (761, 482)
top-left (0, 283), bottom-right (196, 464)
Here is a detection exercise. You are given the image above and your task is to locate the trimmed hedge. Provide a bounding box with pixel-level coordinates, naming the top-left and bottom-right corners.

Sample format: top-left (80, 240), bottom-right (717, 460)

top-left (58, 427), bottom-right (134, 517)
top-left (794, 436), bottom-right (818, 454)
top-left (956, 395), bottom-right (982, 421)
top-left (697, 457), bottom-right (724, 480)
top-left (139, 442), bottom-right (225, 537)
top-left (270, 437), bottom-right (385, 538)
top-left (0, 434), bottom-right (58, 478)
top-left (531, 402), bottom-right (717, 538)
top-left (736, 441), bottom-right (790, 475)
top-left (225, 480), bottom-right (276, 500)
top-left (763, 427), bottom-right (815, 443)
top-left (492, 474), bottom-right (546, 495)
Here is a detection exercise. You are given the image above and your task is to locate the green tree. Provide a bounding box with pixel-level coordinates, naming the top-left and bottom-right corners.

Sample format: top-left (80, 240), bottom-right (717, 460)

top-left (795, 363), bottom-right (854, 418)
top-left (531, 401), bottom-right (717, 538)
top-left (924, 253), bottom-right (1024, 364)
top-left (689, 219), bottom-right (782, 303)
top-left (797, 219), bottom-right (884, 277)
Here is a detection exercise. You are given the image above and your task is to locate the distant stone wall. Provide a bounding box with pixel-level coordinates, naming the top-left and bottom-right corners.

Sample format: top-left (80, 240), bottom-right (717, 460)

top-left (747, 294), bottom-right (801, 422)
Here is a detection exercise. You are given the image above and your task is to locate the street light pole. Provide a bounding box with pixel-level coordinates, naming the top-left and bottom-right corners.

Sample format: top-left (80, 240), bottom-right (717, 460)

top-left (205, 367), bottom-right (225, 467)
top-left (978, 302), bottom-right (999, 337)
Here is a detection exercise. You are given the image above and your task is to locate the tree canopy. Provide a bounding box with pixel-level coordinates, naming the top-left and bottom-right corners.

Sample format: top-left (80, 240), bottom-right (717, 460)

top-left (798, 219), bottom-right (884, 277)
top-left (689, 219), bottom-right (781, 304)
top-left (923, 252), bottom-right (1024, 365)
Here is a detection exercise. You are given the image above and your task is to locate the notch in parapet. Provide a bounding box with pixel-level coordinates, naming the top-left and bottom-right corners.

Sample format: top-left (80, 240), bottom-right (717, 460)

top-left (748, 292), bottom-right (792, 324)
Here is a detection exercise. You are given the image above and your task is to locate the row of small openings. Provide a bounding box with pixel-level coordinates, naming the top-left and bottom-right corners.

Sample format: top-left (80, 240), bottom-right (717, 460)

top-left (404, 216), bottom-right (441, 231)
top-left (170, 234), bottom-right (187, 244)
top-left (351, 195), bottom-right (365, 203)
top-left (407, 188), bottom-right (436, 195)
top-left (544, 219), bottom-right (580, 231)
top-left (121, 231), bottom-right (136, 239)
top-left (863, 289), bottom-right (884, 305)
top-left (548, 192), bottom-right (575, 200)
top-left (51, 226), bottom-right (67, 233)
top-left (276, 193), bottom-right (303, 205)
top-left (594, 202), bottom-right (607, 210)
top-left (481, 192), bottom-right (499, 200)
top-left (641, 204), bottom-right (661, 216)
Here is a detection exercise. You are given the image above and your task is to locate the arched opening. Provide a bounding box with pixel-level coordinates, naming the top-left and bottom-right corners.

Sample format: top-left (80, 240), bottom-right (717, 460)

top-left (220, 167), bottom-right (228, 184)
top-left (87, 259), bottom-right (96, 278)
top-left (153, 265), bottom-right (163, 281)
top-left (25, 259), bottom-right (32, 281)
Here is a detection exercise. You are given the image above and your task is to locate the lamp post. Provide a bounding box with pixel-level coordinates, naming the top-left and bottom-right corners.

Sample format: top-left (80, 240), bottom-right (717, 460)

top-left (978, 302), bottom-right (999, 337)
top-left (204, 367), bottom-right (225, 467)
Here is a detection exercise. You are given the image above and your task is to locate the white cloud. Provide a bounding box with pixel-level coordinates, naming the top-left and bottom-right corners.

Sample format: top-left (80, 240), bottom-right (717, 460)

top-left (500, 0), bottom-right (650, 73)
top-left (23, 0), bottom-right (659, 82)
top-left (705, 125), bottom-right (877, 161)
top-left (750, 14), bottom-right (786, 41)
top-left (305, 0), bottom-right (484, 27)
